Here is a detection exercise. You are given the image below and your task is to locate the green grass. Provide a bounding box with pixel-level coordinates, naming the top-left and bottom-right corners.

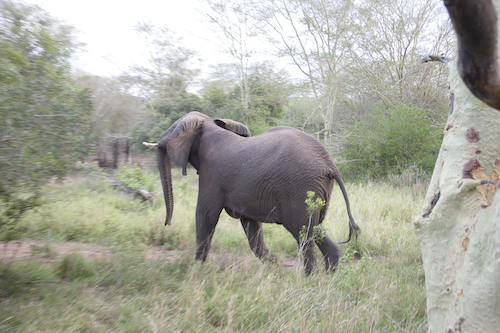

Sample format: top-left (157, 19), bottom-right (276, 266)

top-left (0, 166), bottom-right (427, 332)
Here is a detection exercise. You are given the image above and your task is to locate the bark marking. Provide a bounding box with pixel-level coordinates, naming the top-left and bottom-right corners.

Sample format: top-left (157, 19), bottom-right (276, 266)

top-left (449, 93), bottom-right (455, 115)
top-left (422, 192), bottom-right (440, 218)
top-left (463, 159), bottom-right (500, 207)
top-left (462, 237), bottom-right (469, 250)
top-left (465, 127), bottom-right (481, 143)
top-left (462, 159), bottom-right (481, 179)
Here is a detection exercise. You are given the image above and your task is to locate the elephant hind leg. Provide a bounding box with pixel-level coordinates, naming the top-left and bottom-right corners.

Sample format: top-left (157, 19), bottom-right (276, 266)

top-left (240, 218), bottom-right (277, 263)
top-left (299, 239), bottom-right (317, 275)
top-left (316, 234), bottom-right (341, 271)
top-left (283, 222), bottom-right (317, 274)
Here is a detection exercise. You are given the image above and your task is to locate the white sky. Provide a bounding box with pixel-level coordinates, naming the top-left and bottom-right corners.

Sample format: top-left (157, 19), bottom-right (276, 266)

top-left (23, 0), bottom-right (231, 77)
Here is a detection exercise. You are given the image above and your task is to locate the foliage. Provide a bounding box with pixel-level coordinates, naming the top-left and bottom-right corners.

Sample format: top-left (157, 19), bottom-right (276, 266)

top-left (126, 22), bottom-right (205, 147)
top-left (299, 224), bottom-right (327, 246)
top-left (134, 91), bottom-right (205, 148)
top-left (127, 22), bottom-right (200, 101)
top-left (115, 164), bottom-right (157, 192)
top-left (341, 105), bottom-right (443, 179)
top-left (304, 191), bottom-right (326, 216)
top-left (253, 0), bottom-right (450, 149)
top-left (202, 61), bottom-right (292, 135)
top-left (153, 91), bottom-right (204, 120)
top-left (0, 0), bottom-right (92, 230)
top-left (299, 191), bottom-right (327, 254)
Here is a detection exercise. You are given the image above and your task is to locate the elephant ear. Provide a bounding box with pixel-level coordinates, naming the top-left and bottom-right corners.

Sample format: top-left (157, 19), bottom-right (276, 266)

top-left (159, 114), bottom-right (205, 175)
top-left (214, 118), bottom-right (251, 137)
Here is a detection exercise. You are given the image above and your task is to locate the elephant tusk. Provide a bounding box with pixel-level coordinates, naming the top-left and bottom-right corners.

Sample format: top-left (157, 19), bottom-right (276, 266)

top-left (142, 142), bottom-right (158, 148)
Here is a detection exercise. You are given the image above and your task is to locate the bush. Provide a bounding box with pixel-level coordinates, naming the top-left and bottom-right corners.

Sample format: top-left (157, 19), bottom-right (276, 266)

top-left (341, 104), bottom-right (442, 179)
top-left (115, 164), bottom-right (157, 192)
top-left (56, 253), bottom-right (94, 281)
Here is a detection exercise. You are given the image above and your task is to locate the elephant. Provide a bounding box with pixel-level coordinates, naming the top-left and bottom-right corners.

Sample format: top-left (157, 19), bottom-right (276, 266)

top-left (144, 111), bottom-right (359, 274)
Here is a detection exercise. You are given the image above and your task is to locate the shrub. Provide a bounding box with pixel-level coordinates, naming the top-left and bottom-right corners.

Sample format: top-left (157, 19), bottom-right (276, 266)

top-left (341, 104), bottom-right (442, 179)
top-left (55, 253), bottom-right (94, 281)
top-left (115, 164), bottom-right (157, 192)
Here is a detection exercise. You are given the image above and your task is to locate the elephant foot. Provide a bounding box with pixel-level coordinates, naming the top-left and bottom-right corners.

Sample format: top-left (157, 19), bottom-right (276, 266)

top-left (256, 251), bottom-right (277, 264)
top-left (324, 260), bottom-right (339, 272)
top-left (265, 253), bottom-right (278, 263)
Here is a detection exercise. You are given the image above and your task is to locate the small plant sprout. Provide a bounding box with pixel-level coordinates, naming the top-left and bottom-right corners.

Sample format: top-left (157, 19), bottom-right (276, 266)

top-left (305, 191), bottom-right (325, 216)
top-left (299, 191), bottom-right (327, 258)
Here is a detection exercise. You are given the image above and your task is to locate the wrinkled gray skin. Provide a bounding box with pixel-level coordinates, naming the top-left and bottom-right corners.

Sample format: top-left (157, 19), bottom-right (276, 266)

top-left (153, 112), bottom-right (359, 274)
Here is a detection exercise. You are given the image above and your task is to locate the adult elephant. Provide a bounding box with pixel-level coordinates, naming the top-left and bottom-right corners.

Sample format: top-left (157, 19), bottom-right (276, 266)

top-left (144, 112), bottom-right (359, 274)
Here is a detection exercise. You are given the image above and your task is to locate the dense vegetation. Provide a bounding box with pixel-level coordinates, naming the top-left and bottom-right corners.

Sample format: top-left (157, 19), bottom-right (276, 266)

top-left (0, 1), bottom-right (93, 229)
top-left (340, 105), bottom-right (443, 179)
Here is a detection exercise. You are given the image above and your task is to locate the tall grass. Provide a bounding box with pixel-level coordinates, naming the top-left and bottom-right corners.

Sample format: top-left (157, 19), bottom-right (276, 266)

top-left (0, 165), bottom-right (427, 332)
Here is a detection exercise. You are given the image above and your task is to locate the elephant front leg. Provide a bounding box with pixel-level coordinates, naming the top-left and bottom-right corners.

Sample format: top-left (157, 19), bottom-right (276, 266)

top-left (195, 206), bottom-right (221, 262)
top-left (240, 218), bottom-right (277, 263)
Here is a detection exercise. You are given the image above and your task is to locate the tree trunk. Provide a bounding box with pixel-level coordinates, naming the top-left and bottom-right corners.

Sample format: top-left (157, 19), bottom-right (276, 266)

top-left (413, 1), bottom-right (500, 330)
top-left (97, 149), bottom-right (108, 168)
top-left (123, 139), bottom-right (133, 165)
top-left (112, 139), bottom-right (120, 169)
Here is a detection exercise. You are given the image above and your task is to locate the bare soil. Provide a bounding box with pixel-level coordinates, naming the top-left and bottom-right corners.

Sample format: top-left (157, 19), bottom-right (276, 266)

top-left (0, 240), bottom-right (178, 265)
top-left (0, 240), bottom-right (298, 268)
top-left (1, 241), bottom-right (108, 264)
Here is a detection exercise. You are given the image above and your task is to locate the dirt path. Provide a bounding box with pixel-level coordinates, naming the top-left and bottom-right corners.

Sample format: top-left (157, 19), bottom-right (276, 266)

top-left (0, 241), bottom-right (111, 263)
top-left (0, 240), bottom-right (183, 265)
top-left (0, 240), bottom-right (298, 268)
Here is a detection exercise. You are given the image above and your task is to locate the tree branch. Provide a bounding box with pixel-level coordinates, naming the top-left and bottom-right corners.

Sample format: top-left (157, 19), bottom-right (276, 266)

top-left (420, 54), bottom-right (452, 64)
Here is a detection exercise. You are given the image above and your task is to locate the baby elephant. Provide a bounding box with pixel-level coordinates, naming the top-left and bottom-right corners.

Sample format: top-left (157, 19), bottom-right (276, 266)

top-left (144, 112), bottom-right (359, 274)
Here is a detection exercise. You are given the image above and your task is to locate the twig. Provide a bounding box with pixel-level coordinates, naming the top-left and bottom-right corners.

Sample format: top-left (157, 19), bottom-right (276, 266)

top-left (420, 54), bottom-right (451, 64)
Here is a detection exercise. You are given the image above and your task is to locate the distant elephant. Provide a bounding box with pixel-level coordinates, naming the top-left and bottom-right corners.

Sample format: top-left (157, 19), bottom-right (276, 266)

top-left (144, 112), bottom-right (359, 274)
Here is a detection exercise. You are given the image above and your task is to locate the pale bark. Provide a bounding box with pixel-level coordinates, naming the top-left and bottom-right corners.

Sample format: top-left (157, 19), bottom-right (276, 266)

top-left (413, 2), bottom-right (500, 330)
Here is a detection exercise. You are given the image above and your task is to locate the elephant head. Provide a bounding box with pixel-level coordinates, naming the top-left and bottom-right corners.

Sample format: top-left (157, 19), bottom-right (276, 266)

top-left (146, 112), bottom-right (250, 225)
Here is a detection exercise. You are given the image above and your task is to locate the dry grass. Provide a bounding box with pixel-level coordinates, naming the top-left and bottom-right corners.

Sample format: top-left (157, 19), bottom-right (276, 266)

top-left (0, 166), bottom-right (427, 332)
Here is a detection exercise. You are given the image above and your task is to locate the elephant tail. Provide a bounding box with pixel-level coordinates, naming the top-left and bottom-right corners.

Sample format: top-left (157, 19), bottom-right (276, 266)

top-left (328, 168), bottom-right (361, 244)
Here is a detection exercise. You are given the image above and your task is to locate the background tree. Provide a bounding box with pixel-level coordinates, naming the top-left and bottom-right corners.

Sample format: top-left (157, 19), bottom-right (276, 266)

top-left (75, 74), bottom-right (145, 168)
top-left (204, 0), bottom-right (261, 115)
top-left (351, 0), bottom-right (452, 122)
top-left (201, 61), bottom-right (292, 134)
top-left (254, 0), bottom-right (451, 167)
top-left (0, 0), bottom-right (92, 231)
top-left (257, 0), bottom-right (356, 146)
top-left (127, 22), bottom-right (200, 105)
top-left (126, 22), bottom-right (204, 147)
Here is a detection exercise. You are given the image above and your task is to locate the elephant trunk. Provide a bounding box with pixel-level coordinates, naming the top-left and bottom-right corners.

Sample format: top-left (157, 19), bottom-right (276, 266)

top-left (157, 146), bottom-right (174, 225)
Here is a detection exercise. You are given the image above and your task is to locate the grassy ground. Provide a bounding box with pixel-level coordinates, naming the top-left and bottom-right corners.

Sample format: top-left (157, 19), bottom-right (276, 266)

top-left (0, 164), bottom-right (427, 332)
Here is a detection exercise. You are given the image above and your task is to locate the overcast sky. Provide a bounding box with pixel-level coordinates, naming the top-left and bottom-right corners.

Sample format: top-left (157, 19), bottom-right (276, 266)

top-left (23, 0), bottom-right (229, 77)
